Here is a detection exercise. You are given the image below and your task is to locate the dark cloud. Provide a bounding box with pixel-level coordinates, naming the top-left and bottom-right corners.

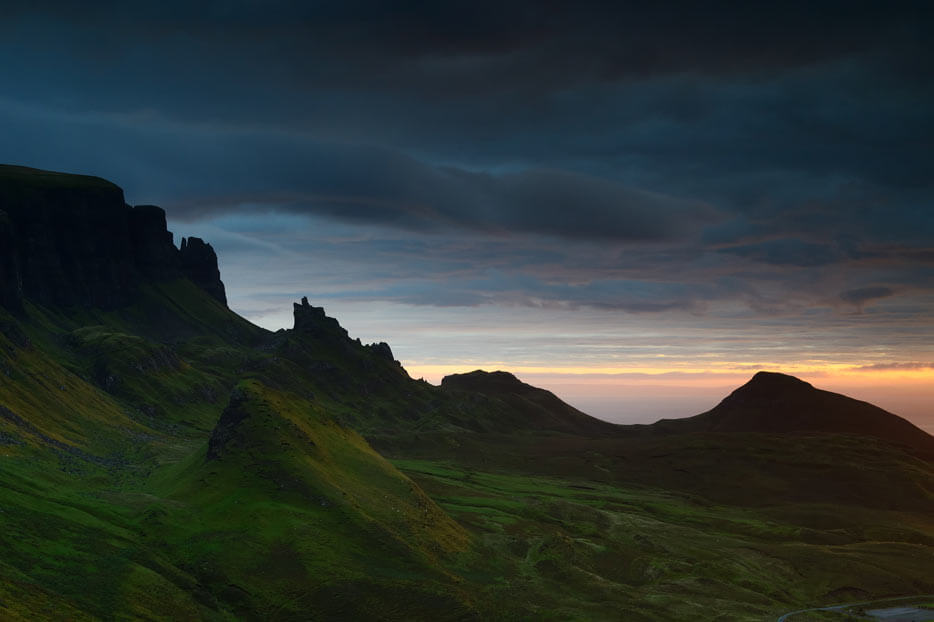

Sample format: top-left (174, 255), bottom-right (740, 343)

top-left (181, 156), bottom-right (712, 242)
top-left (0, 96), bottom-right (712, 241)
top-left (2, 1), bottom-right (932, 215)
top-left (839, 286), bottom-right (895, 306)
top-left (717, 239), bottom-right (841, 267)
top-left (7, 1), bottom-right (930, 86)
top-left (0, 0), bottom-right (932, 367)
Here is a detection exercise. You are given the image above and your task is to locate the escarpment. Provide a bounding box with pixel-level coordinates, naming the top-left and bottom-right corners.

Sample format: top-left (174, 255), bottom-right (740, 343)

top-left (0, 165), bottom-right (226, 310)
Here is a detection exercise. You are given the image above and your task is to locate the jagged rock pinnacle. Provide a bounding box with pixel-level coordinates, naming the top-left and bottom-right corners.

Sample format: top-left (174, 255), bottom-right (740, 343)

top-left (292, 297), bottom-right (348, 338)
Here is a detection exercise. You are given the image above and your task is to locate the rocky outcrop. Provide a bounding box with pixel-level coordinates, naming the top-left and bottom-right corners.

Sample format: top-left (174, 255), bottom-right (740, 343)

top-left (0, 164), bottom-right (227, 310)
top-left (367, 341), bottom-right (395, 362)
top-left (293, 296), bottom-right (348, 338)
top-left (206, 386), bottom-right (250, 460)
top-left (179, 237), bottom-right (227, 305)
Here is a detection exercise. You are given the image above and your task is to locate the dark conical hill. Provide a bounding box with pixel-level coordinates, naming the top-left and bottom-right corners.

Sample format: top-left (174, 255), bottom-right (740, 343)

top-left (663, 371), bottom-right (934, 455)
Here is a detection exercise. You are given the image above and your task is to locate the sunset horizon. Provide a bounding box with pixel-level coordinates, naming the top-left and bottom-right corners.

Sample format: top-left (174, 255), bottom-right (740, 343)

top-left (1, 2), bottom-right (932, 620)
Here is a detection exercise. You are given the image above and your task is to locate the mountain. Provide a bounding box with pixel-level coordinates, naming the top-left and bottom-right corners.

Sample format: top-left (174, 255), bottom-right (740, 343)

top-left (658, 371), bottom-right (934, 455)
top-left (0, 165), bottom-right (932, 621)
top-left (441, 370), bottom-right (620, 436)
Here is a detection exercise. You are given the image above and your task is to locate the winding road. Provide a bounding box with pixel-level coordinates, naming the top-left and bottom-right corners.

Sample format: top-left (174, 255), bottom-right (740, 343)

top-left (777, 595), bottom-right (934, 621)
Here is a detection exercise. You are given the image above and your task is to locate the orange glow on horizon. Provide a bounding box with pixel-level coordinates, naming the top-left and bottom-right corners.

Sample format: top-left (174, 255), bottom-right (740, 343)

top-left (402, 361), bottom-right (934, 434)
top-left (403, 362), bottom-right (934, 385)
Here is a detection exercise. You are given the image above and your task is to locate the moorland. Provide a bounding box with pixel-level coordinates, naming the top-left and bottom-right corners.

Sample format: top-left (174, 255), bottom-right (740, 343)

top-left (1, 165), bottom-right (932, 621)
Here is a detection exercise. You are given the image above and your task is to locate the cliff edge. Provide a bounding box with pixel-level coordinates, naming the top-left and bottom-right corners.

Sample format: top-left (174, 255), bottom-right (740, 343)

top-left (0, 164), bottom-right (226, 311)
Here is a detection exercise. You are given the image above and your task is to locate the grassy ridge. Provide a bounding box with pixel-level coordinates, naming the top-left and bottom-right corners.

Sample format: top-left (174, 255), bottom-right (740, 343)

top-left (139, 379), bottom-right (473, 620)
top-left (0, 282), bottom-right (490, 619)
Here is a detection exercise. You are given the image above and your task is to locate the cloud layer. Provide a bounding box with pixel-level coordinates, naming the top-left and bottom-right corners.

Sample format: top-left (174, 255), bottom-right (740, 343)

top-left (1, 1), bottom-right (932, 386)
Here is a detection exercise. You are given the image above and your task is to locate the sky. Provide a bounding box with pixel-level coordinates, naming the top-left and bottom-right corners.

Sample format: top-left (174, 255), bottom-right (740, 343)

top-left (1, 1), bottom-right (933, 431)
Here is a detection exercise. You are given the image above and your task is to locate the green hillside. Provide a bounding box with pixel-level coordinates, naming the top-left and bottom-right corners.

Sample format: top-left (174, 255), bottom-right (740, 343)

top-left (1, 166), bottom-right (932, 620)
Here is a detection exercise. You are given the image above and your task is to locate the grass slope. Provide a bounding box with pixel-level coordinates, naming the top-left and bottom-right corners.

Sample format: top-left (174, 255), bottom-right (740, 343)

top-left (0, 285), bottom-right (477, 620)
top-left (144, 379), bottom-right (472, 620)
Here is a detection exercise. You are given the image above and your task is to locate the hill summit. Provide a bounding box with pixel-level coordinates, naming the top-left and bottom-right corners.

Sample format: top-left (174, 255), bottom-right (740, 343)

top-left (669, 371), bottom-right (934, 454)
top-left (441, 369), bottom-right (619, 435)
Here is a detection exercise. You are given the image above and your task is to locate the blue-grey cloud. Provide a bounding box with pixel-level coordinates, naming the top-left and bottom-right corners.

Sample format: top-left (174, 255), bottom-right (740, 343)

top-left (717, 239), bottom-right (841, 267)
top-left (1, 1), bottom-right (932, 379)
top-left (839, 286), bottom-right (895, 306)
top-left (0, 97), bottom-right (713, 241)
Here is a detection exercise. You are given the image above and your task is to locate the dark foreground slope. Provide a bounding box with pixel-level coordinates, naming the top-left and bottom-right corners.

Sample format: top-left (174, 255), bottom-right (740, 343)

top-left (0, 166), bottom-right (932, 620)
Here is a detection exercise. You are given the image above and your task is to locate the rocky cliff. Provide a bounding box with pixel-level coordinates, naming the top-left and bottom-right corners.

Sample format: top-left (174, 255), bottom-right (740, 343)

top-left (0, 165), bottom-right (226, 311)
top-left (179, 237), bottom-right (227, 305)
